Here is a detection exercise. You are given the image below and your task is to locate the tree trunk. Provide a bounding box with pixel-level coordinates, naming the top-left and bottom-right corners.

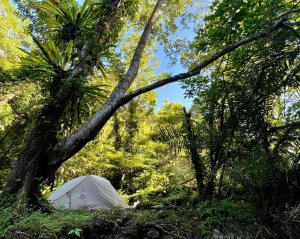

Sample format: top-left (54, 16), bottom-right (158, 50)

top-left (200, 140), bottom-right (217, 200)
top-left (2, 2), bottom-right (288, 207)
top-left (3, 0), bottom-right (164, 207)
top-left (5, 82), bottom-right (72, 205)
top-left (205, 177), bottom-right (215, 200)
top-left (217, 163), bottom-right (226, 199)
top-left (183, 108), bottom-right (204, 198)
top-left (124, 100), bottom-right (138, 152)
top-left (113, 113), bottom-right (122, 150)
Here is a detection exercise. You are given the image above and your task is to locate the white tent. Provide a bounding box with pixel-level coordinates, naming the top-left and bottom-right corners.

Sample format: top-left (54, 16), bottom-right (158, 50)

top-left (48, 175), bottom-right (128, 209)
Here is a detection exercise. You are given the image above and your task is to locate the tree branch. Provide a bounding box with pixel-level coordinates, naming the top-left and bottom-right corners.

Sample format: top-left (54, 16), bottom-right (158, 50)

top-left (269, 121), bottom-right (300, 133)
top-left (49, 0), bottom-right (164, 169)
top-left (283, 23), bottom-right (300, 41)
top-left (117, 0), bottom-right (164, 93)
top-left (121, 14), bottom-right (291, 105)
top-left (244, 121), bottom-right (300, 149)
top-left (49, 9), bottom-right (295, 170)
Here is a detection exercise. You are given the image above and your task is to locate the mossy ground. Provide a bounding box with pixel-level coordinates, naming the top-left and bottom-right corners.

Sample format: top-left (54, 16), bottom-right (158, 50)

top-left (0, 199), bottom-right (257, 239)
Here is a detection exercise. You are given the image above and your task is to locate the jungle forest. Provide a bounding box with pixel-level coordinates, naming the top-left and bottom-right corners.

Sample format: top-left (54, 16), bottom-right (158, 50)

top-left (0, 0), bottom-right (300, 238)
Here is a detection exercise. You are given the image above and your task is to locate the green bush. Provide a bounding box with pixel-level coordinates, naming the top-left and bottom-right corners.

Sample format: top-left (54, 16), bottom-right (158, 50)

top-left (0, 206), bottom-right (15, 236)
top-left (131, 186), bottom-right (197, 206)
top-left (195, 199), bottom-right (255, 237)
top-left (160, 186), bottom-right (197, 206)
top-left (197, 199), bottom-right (254, 223)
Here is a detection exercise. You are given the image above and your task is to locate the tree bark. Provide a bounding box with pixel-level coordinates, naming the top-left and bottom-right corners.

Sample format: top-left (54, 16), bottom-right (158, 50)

top-left (217, 163), bottom-right (226, 199)
top-left (5, 81), bottom-right (73, 204)
top-left (3, 4), bottom-right (293, 206)
top-left (113, 113), bottom-right (122, 150)
top-left (183, 107), bottom-right (204, 197)
top-left (47, 0), bottom-right (164, 171)
top-left (4, 0), bottom-right (139, 205)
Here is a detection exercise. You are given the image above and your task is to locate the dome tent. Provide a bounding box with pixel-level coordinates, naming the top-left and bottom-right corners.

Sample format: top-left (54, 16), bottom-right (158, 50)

top-left (48, 175), bottom-right (128, 209)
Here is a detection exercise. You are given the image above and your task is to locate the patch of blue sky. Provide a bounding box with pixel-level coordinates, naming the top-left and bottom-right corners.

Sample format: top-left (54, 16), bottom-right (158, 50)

top-left (12, 0), bottom-right (211, 111)
top-left (153, 2), bottom-right (210, 111)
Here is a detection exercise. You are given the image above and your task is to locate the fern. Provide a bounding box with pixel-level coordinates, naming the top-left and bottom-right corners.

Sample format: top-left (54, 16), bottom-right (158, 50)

top-left (250, 145), bottom-right (274, 189)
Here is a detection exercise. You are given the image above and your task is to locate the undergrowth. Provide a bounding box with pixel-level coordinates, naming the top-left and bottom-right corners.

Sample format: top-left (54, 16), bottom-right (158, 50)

top-left (0, 206), bottom-right (93, 238)
top-left (0, 197), bottom-right (256, 239)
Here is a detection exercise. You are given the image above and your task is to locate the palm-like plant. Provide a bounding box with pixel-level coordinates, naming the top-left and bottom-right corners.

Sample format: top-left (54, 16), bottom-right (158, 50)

top-left (19, 0), bottom-right (111, 128)
top-left (32, 0), bottom-right (95, 41)
top-left (20, 36), bottom-right (73, 77)
top-left (19, 0), bottom-right (109, 77)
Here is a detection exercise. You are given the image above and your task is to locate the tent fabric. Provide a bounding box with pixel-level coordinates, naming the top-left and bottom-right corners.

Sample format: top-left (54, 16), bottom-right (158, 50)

top-left (48, 175), bottom-right (128, 209)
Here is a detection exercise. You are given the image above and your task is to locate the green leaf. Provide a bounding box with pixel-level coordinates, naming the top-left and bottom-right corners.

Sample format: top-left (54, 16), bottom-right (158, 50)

top-left (71, 0), bottom-right (78, 22)
top-left (48, 39), bottom-right (62, 66)
top-left (64, 40), bottom-right (74, 67)
top-left (31, 36), bottom-right (54, 66)
top-left (75, 228), bottom-right (82, 237)
top-left (32, 1), bottom-right (65, 20)
top-left (151, 204), bottom-right (164, 209)
top-left (80, 0), bottom-right (90, 16)
top-left (55, 0), bottom-right (74, 23)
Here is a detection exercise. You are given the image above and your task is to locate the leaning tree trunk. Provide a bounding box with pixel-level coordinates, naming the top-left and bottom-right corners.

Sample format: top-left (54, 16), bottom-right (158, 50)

top-left (3, 0), bottom-right (113, 206)
top-left (4, 0), bottom-right (164, 207)
top-left (3, 1), bottom-right (289, 207)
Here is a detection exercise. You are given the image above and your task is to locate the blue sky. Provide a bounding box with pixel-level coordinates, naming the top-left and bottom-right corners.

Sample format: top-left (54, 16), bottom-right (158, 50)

top-left (11, 0), bottom-right (196, 110)
top-left (153, 14), bottom-right (196, 111)
top-left (76, 0), bottom-right (195, 110)
top-left (154, 47), bottom-right (193, 111)
top-left (152, 11), bottom-right (202, 111)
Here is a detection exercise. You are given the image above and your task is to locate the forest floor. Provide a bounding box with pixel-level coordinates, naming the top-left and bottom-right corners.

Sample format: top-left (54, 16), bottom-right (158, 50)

top-left (1, 197), bottom-right (299, 239)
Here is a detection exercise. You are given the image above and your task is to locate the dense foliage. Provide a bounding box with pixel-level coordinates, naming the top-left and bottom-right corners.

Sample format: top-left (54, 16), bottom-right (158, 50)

top-left (0, 0), bottom-right (300, 238)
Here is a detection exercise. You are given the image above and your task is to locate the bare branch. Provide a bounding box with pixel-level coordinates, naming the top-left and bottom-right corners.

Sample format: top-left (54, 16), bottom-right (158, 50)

top-left (269, 121), bottom-right (300, 133)
top-left (117, 0), bottom-right (164, 92)
top-left (244, 121), bottom-right (300, 149)
top-left (287, 22), bottom-right (300, 26)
